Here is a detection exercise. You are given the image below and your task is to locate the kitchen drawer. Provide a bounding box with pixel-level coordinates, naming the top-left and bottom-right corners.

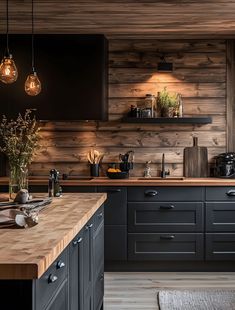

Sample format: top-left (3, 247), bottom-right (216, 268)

top-left (206, 233), bottom-right (235, 260)
top-left (128, 187), bottom-right (204, 202)
top-left (94, 204), bottom-right (104, 232)
top-left (206, 203), bottom-right (235, 232)
top-left (98, 186), bottom-right (127, 225)
top-left (128, 202), bottom-right (203, 233)
top-left (128, 233), bottom-right (204, 261)
top-left (35, 248), bottom-right (68, 310)
top-left (206, 187), bottom-right (235, 201)
top-left (104, 225), bottom-right (127, 261)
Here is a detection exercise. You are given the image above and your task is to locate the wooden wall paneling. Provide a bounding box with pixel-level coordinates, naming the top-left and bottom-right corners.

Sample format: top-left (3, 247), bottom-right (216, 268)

top-left (30, 39), bottom-right (226, 177)
top-left (226, 40), bottom-right (235, 152)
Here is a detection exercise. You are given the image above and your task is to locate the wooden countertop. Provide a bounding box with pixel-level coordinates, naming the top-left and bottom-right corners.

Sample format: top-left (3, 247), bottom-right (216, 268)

top-left (0, 177), bottom-right (235, 187)
top-left (0, 193), bottom-right (106, 280)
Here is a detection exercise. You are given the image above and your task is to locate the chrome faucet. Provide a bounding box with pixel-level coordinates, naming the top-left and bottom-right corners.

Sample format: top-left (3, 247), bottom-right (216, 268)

top-left (160, 153), bottom-right (170, 178)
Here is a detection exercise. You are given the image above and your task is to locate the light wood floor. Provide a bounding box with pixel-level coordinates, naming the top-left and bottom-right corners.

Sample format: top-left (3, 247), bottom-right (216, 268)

top-left (104, 272), bottom-right (235, 310)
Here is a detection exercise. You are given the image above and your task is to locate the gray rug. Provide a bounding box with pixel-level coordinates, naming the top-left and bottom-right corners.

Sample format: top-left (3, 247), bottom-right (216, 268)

top-left (158, 289), bottom-right (235, 310)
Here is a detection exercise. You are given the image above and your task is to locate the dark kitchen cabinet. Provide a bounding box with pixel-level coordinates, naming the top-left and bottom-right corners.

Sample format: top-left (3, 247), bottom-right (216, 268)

top-left (0, 205), bottom-right (104, 310)
top-left (128, 233), bottom-right (204, 261)
top-left (104, 226), bottom-right (127, 261)
top-left (206, 233), bottom-right (235, 261)
top-left (128, 202), bottom-right (204, 233)
top-left (45, 279), bottom-right (68, 310)
top-left (69, 231), bottom-right (84, 310)
top-left (98, 187), bottom-right (127, 262)
top-left (206, 202), bottom-right (235, 232)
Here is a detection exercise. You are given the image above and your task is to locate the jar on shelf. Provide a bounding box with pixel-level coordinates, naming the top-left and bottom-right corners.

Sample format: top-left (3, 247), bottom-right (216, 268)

top-left (144, 94), bottom-right (156, 117)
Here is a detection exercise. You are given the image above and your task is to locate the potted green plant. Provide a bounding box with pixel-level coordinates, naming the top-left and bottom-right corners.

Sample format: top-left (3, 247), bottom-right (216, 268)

top-left (0, 110), bottom-right (40, 200)
top-left (157, 87), bottom-right (178, 117)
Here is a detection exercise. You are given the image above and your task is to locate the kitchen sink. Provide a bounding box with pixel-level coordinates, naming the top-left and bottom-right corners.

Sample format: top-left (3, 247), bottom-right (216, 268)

top-left (138, 177), bottom-right (185, 180)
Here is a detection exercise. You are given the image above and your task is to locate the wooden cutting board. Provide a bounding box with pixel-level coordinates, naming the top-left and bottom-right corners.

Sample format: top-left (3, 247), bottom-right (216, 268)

top-left (184, 137), bottom-right (208, 177)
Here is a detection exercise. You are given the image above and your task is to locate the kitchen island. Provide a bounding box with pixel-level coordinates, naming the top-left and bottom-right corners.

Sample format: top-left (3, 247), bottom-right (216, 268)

top-left (0, 193), bottom-right (106, 310)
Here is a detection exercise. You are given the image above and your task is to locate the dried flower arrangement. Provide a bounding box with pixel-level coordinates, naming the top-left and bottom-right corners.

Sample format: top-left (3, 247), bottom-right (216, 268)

top-left (0, 109), bottom-right (41, 199)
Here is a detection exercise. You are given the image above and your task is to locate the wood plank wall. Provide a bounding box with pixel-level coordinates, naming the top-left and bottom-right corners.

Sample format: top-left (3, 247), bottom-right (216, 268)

top-left (31, 40), bottom-right (227, 177)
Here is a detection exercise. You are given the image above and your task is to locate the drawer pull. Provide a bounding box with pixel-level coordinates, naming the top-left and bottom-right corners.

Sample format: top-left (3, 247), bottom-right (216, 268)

top-left (160, 205), bottom-right (175, 210)
top-left (48, 274), bottom-right (58, 284)
top-left (56, 260), bottom-right (65, 269)
top-left (100, 274), bottom-right (104, 281)
top-left (145, 190), bottom-right (158, 197)
top-left (226, 190), bottom-right (235, 196)
top-left (98, 212), bottom-right (103, 218)
top-left (160, 235), bottom-right (175, 240)
top-left (106, 189), bottom-right (121, 193)
top-left (73, 237), bottom-right (83, 246)
top-left (88, 223), bottom-right (93, 228)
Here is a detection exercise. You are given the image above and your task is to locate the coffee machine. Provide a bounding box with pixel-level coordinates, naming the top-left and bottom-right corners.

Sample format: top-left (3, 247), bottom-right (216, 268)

top-left (214, 153), bottom-right (235, 178)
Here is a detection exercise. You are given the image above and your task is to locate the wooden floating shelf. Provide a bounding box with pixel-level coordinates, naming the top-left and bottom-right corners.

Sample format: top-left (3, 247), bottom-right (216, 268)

top-left (122, 117), bottom-right (212, 124)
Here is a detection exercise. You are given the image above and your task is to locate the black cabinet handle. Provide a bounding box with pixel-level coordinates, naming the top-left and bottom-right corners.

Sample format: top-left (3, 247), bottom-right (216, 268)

top-left (106, 189), bottom-right (121, 193)
top-left (73, 237), bottom-right (83, 246)
top-left (145, 190), bottom-right (158, 197)
top-left (98, 212), bottom-right (103, 218)
top-left (160, 235), bottom-right (175, 240)
top-left (88, 223), bottom-right (93, 228)
top-left (56, 260), bottom-right (65, 269)
top-left (227, 190), bottom-right (235, 196)
top-left (160, 205), bottom-right (175, 210)
top-left (48, 274), bottom-right (58, 284)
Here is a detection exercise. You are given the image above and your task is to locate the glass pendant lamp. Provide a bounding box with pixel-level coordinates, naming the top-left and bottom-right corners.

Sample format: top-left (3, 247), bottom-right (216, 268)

top-left (0, 0), bottom-right (18, 84)
top-left (25, 0), bottom-right (41, 96)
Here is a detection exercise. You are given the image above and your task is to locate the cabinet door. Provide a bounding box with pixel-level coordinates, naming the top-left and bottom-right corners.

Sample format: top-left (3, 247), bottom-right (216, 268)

top-left (206, 203), bottom-right (235, 232)
top-left (206, 233), bottom-right (235, 260)
top-left (93, 218), bottom-right (104, 310)
top-left (97, 187), bottom-right (127, 225)
top-left (104, 226), bottom-right (127, 261)
top-left (128, 202), bottom-right (203, 233)
top-left (128, 233), bottom-right (204, 261)
top-left (69, 232), bottom-right (83, 310)
top-left (83, 220), bottom-right (94, 310)
top-left (45, 278), bottom-right (68, 310)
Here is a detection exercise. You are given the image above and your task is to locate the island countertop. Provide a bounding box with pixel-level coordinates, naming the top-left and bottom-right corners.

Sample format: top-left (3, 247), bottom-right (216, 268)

top-left (0, 193), bottom-right (107, 280)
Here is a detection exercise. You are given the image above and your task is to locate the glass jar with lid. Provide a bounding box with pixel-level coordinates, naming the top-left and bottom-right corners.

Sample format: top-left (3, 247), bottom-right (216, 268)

top-left (144, 94), bottom-right (156, 117)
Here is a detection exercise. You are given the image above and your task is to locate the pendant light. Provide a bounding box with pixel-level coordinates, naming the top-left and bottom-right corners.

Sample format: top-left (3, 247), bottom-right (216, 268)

top-left (25, 0), bottom-right (41, 96)
top-left (0, 0), bottom-right (18, 84)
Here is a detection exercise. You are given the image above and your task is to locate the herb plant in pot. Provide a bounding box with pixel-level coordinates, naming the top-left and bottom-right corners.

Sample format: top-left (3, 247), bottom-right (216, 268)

top-left (0, 110), bottom-right (40, 200)
top-left (157, 87), bottom-right (178, 117)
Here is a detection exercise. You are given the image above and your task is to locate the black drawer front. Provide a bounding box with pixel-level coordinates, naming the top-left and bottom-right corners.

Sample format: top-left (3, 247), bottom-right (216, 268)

top-left (206, 187), bottom-right (235, 201)
top-left (206, 203), bottom-right (235, 232)
top-left (128, 202), bottom-right (203, 233)
top-left (128, 187), bottom-right (204, 202)
top-left (35, 249), bottom-right (68, 310)
top-left (128, 233), bottom-right (204, 261)
top-left (206, 233), bottom-right (235, 261)
top-left (104, 225), bottom-right (127, 261)
top-left (98, 187), bottom-right (127, 225)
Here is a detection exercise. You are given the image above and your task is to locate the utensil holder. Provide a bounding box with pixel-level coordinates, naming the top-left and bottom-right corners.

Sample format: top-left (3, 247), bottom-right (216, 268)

top-left (90, 164), bottom-right (99, 177)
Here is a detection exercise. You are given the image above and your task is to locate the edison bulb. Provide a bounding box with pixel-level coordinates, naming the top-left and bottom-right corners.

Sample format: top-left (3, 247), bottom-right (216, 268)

top-left (0, 55), bottom-right (18, 84)
top-left (25, 72), bottom-right (41, 96)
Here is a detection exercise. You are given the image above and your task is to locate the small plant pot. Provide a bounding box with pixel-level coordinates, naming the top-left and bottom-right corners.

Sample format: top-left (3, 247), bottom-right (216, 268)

top-left (160, 107), bottom-right (175, 118)
top-left (90, 164), bottom-right (99, 177)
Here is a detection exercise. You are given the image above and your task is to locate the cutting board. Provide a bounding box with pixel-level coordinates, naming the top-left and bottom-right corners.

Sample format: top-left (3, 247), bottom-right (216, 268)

top-left (184, 137), bottom-right (208, 177)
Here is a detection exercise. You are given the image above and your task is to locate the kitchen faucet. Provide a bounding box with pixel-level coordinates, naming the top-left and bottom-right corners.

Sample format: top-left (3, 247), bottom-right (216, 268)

top-left (160, 153), bottom-right (170, 178)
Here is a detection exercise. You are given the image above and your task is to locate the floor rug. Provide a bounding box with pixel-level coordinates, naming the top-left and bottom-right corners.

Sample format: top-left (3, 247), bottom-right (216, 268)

top-left (158, 289), bottom-right (235, 310)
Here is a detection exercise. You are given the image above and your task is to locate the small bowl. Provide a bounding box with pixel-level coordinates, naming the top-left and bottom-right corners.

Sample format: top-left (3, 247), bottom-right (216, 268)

top-left (106, 171), bottom-right (129, 179)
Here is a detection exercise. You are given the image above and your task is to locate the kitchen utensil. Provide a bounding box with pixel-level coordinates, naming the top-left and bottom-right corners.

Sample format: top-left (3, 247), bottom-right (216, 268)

top-left (87, 149), bottom-right (102, 164)
top-left (184, 137), bottom-right (208, 177)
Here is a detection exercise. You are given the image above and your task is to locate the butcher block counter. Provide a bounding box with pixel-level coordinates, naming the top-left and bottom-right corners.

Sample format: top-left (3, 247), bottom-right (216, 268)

top-left (0, 193), bottom-right (106, 280)
top-left (1, 176), bottom-right (235, 186)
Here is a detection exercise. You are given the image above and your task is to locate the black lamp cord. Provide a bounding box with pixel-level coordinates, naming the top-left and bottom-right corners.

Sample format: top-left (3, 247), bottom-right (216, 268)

top-left (6, 0), bottom-right (10, 57)
top-left (31, 0), bottom-right (35, 73)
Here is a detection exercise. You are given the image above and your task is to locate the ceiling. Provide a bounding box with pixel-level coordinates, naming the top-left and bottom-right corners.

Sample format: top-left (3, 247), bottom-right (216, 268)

top-left (1, 0), bottom-right (235, 38)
